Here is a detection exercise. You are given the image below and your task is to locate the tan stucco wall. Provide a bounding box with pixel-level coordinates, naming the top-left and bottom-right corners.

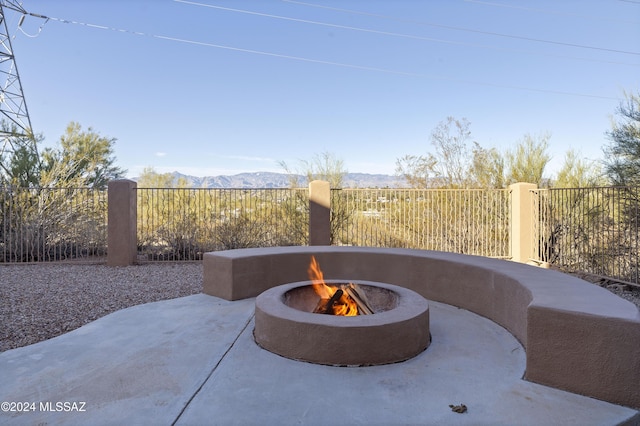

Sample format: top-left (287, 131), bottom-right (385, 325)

top-left (509, 182), bottom-right (537, 264)
top-left (308, 180), bottom-right (330, 246)
top-left (203, 246), bottom-right (640, 409)
top-left (107, 179), bottom-right (137, 266)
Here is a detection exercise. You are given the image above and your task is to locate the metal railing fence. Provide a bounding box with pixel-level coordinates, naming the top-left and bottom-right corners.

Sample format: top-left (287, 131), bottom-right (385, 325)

top-left (3, 183), bottom-right (637, 286)
top-left (532, 186), bottom-right (639, 284)
top-left (136, 187), bottom-right (309, 261)
top-left (0, 186), bottom-right (512, 262)
top-left (333, 188), bottom-right (512, 258)
top-left (0, 187), bottom-right (107, 262)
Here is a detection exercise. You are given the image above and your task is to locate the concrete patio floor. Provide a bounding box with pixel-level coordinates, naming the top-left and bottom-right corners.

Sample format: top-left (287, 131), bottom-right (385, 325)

top-left (0, 293), bottom-right (638, 426)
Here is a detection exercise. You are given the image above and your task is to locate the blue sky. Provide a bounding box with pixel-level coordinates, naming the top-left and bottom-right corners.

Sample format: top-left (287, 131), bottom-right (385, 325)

top-left (7, 0), bottom-right (640, 178)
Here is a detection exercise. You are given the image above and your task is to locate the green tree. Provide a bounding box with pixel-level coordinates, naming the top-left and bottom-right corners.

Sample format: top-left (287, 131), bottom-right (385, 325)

top-left (40, 122), bottom-right (124, 188)
top-left (4, 143), bottom-right (41, 187)
top-left (603, 90), bottom-right (640, 186)
top-left (395, 117), bottom-right (474, 188)
top-left (1, 122), bottom-right (122, 261)
top-left (469, 142), bottom-right (505, 188)
top-left (280, 151), bottom-right (352, 244)
top-left (506, 133), bottom-right (551, 186)
top-left (395, 154), bottom-right (437, 188)
top-left (279, 151), bottom-right (347, 188)
top-left (553, 149), bottom-right (604, 188)
top-left (430, 116), bottom-right (474, 187)
top-left (0, 121), bottom-right (42, 187)
top-left (137, 167), bottom-right (190, 188)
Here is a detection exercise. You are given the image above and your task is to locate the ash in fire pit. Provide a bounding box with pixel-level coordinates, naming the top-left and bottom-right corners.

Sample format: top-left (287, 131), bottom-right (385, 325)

top-left (254, 256), bottom-right (430, 366)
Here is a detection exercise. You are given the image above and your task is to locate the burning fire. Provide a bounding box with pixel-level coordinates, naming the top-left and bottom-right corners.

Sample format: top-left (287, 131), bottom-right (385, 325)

top-left (307, 256), bottom-right (372, 316)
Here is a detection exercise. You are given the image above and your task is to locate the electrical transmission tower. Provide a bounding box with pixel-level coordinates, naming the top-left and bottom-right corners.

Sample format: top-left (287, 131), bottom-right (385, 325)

top-left (0, 0), bottom-right (36, 171)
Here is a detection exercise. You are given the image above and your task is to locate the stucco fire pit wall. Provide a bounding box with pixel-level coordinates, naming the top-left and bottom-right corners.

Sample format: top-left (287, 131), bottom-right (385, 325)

top-left (254, 280), bottom-right (430, 366)
top-left (203, 246), bottom-right (640, 409)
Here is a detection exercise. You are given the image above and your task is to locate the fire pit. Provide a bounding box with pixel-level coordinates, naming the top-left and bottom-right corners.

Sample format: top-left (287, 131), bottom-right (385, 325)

top-left (254, 257), bottom-right (430, 366)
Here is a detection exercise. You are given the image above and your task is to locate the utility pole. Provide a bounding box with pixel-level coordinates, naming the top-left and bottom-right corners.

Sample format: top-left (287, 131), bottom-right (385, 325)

top-left (0, 0), bottom-right (36, 175)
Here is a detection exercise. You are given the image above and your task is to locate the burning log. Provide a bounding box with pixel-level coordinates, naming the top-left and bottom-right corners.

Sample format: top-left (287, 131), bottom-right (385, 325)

top-left (313, 289), bottom-right (343, 314)
top-left (308, 256), bottom-right (375, 316)
top-left (344, 284), bottom-right (374, 315)
top-left (313, 298), bottom-right (327, 314)
top-left (323, 289), bottom-right (344, 314)
top-left (312, 285), bottom-right (375, 316)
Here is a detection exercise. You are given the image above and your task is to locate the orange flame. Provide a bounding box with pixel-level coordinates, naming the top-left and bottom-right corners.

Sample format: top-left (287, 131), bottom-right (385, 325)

top-left (308, 255), bottom-right (359, 316)
top-left (308, 255), bottom-right (330, 298)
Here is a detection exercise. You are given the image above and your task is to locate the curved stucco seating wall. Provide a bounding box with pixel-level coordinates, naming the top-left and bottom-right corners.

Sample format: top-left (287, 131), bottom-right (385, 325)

top-left (203, 246), bottom-right (640, 409)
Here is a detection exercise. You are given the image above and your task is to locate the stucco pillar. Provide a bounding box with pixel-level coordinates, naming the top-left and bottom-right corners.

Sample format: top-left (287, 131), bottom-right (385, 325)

top-left (107, 179), bottom-right (137, 266)
top-left (309, 180), bottom-right (331, 246)
top-left (509, 182), bottom-right (537, 264)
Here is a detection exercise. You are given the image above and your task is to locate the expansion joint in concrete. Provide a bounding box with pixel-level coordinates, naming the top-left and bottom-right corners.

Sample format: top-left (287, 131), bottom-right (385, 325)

top-left (171, 313), bottom-right (255, 426)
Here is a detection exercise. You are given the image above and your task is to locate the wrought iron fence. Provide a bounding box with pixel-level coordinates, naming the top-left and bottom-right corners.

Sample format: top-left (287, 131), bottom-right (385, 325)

top-left (136, 187), bottom-right (309, 261)
top-left (1, 186), bottom-right (512, 263)
top-left (3, 183), bottom-right (637, 285)
top-left (532, 186), bottom-right (639, 284)
top-left (333, 188), bottom-right (512, 258)
top-left (0, 187), bottom-right (107, 262)
top-left (135, 187), bottom-right (511, 260)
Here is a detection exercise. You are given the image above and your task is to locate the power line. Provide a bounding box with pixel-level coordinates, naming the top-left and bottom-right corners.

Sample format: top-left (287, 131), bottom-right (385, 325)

top-left (279, 0), bottom-right (640, 57)
top-left (15, 8), bottom-right (621, 101)
top-left (175, 0), bottom-right (640, 66)
top-left (464, 0), bottom-right (640, 24)
top-left (174, 0), bottom-right (640, 68)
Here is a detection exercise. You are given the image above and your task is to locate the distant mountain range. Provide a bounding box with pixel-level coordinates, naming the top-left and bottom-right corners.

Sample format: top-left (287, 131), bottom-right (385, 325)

top-left (134, 171), bottom-right (406, 188)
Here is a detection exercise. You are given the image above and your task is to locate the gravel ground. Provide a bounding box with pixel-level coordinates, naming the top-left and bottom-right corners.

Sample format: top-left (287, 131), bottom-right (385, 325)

top-left (1, 262), bottom-right (639, 353)
top-left (0, 263), bottom-right (202, 352)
